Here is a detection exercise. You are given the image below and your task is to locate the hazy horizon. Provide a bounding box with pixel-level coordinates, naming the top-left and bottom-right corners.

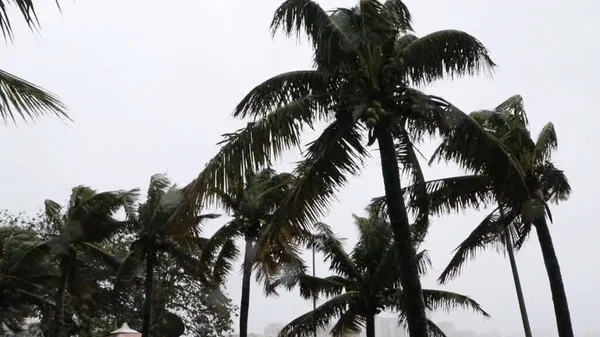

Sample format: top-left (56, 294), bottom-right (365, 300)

top-left (1, 0), bottom-right (597, 336)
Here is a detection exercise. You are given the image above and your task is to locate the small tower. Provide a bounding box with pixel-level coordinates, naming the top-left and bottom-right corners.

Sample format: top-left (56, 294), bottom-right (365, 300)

top-left (109, 324), bottom-right (141, 337)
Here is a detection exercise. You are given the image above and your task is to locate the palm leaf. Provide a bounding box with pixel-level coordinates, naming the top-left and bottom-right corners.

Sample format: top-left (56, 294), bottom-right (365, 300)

top-left (278, 291), bottom-right (359, 337)
top-left (426, 319), bottom-right (448, 337)
top-left (437, 207), bottom-right (514, 284)
top-left (276, 120), bottom-right (369, 230)
top-left (270, 0), bottom-right (358, 66)
top-left (534, 122), bottom-right (558, 164)
top-left (330, 310), bottom-right (364, 337)
top-left (538, 163), bottom-right (571, 204)
top-left (181, 96), bottom-right (317, 222)
top-left (269, 273), bottom-right (346, 299)
top-left (211, 238), bottom-right (239, 286)
top-left (398, 30), bottom-right (494, 86)
top-left (430, 103), bottom-right (530, 208)
top-left (381, 0), bottom-right (413, 32)
top-left (0, 68), bottom-right (69, 125)
top-left (423, 289), bottom-right (489, 318)
top-left (234, 70), bottom-right (329, 119)
top-left (395, 126), bottom-right (429, 242)
top-left (79, 242), bottom-right (121, 270)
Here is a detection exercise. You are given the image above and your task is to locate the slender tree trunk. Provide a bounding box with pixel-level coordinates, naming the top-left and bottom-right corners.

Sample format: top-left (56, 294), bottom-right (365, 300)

top-left (239, 237), bottom-right (254, 337)
top-left (142, 246), bottom-right (157, 337)
top-left (502, 220), bottom-right (533, 337)
top-left (312, 247), bottom-right (317, 337)
top-left (366, 314), bottom-right (376, 337)
top-left (53, 255), bottom-right (69, 337)
top-left (534, 216), bottom-right (574, 337)
top-left (376, 126), bottom-right (428, 337)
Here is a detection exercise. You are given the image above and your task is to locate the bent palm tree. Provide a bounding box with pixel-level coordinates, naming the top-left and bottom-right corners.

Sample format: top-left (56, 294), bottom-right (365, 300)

top-left (176, 2), bottom-right (494, 336)
top-left (11, 186), bottom-right (139, 337)
top-left (0, 0), bottom-right (68, 124)
top-left (429, 95), bottom-right (573, 337)
top-left (113, 174), bottom-right (220, 337)
top-left (200, 168), bottom-right (303, 337)
top-left (271, 208), bottom-right (488, 337)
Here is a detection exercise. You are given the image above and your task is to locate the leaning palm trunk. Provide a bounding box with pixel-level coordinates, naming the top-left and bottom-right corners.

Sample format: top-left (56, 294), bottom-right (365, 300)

top-left (53, 256), bottom-right (69, 337)
top-left (239, 237), bottom-right (254, 337)
top-left (502, 223), bottom-right (533, 337)
top-left (142, 247), bottom-right (157, 337)
top-left (376, 126), bottom-right (428, 337)
top-left (533, 216), bottom-right (573, 337)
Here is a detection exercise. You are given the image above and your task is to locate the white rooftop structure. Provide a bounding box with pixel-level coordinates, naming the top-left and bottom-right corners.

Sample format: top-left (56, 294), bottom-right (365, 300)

top-left (109, 324), bottom-right (141, 337)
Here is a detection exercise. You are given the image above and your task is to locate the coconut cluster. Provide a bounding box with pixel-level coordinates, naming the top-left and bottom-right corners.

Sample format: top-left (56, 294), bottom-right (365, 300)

top-left (365, 100), bottom-right (385, 128)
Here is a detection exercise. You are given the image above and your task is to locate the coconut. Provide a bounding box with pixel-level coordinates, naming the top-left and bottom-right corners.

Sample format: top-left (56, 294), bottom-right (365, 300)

top-left (366, 118), bottom-right (377, 128)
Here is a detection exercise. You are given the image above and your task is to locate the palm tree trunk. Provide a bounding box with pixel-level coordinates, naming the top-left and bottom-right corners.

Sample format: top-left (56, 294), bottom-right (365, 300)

top-left (502, 222), bottom-right (533, 337)
top-left (53, 255), bottom-right (69, 337)
top-left (366, 315), bottom-right (376, 337)
top-left (239, 236), bottom-right (254, 337)
top-left (534, 216), bottom-right (574, 337)
top-left (141, 246), bottom-right (157, 337)
top-left (376, 126), bottom-right (428, 337)
top-left (312, 247), bottom-right (317, 337)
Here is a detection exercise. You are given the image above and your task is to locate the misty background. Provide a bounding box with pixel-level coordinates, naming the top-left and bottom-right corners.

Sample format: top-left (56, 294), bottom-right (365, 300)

top-left (0, 0), bottom-right (597, 336)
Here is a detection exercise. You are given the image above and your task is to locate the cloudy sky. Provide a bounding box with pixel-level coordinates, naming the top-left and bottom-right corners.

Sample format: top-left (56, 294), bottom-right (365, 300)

top-left (1, 0), bottom-right (597, 336)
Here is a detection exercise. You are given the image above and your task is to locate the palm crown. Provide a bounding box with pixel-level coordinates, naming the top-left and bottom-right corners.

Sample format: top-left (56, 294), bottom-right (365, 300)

top-left (271, 208), bottom-right (488, 337)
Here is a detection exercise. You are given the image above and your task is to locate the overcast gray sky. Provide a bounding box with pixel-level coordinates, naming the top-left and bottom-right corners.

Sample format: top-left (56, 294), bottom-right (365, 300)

top-left (1, 0), bottom-right (597, 336)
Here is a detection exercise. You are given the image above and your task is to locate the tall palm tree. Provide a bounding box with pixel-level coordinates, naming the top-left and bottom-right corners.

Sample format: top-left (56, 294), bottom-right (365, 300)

top-left (199, 168), bottom-right (302, 337)
top-left (1, 0), bottom-right (69, 124)
top-left (11, 186), bottom-right (139, 337)
top-left (114, 174), bottom-right (220, 337)
top-left (271, 208), bottom-right (488, 337)
top-left (427, 95), bottom-right (573, 337)
top-left (175, 2), bottom-right (495, 336)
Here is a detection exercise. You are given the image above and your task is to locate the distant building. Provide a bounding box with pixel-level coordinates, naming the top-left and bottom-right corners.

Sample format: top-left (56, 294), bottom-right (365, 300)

top-left (264, 324), bottom-right (284, 337)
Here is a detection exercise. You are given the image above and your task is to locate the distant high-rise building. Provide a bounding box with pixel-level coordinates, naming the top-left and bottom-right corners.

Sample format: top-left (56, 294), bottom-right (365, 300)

top-left (375, 316), bottom-right (407, 337)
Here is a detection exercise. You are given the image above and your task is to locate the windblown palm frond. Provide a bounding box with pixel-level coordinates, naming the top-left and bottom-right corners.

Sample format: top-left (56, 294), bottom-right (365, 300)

top-left (279, 292), bottom-right (360, 337)
top-left (397, 30), bottom-right (494, 86)
top-left (422, 289), bottom-right (489, 317)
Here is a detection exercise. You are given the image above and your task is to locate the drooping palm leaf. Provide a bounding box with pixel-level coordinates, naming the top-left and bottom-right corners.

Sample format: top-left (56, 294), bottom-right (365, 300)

top-left (278, 291), bottom-right (360, 337)
top-left (437, 207), bottom-right (514, 284)
top-left (422, 289), bottom-right (489, 317)
top-left (397, 30), bottom-right (494, 86)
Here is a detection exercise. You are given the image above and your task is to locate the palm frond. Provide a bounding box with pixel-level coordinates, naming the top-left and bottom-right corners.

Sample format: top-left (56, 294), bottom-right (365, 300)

top-left (395, 126), bottom-right (429, 242)
top-left (276, 120), bottom-right (369, 230)
top-left (278, 291), bottom-right (359, 337)
top-left (270, 273), bottom-right (346, 299)
top-left (43, 199), bottom-right (63, 227)
top-left (114, 246), bottom-right (143, 285)
top-left (381, 0), bottom-right (413, 32)
top-left (534, 122), bottom-right (558, 164)
top-left (0, 69), bottom-right (69, 124)
top-left (426, 319), bottom-right (448, 337)
top-left (8, 240), bottom-right (54, 275)
top-left (330, 310), bottom-right (364, 337)
top-left (538, 163), bottom-right (571, 204)
top-left (181, 96), bottom-right (317, 221)
top-left (199, 221), bottom-right (243, 266)
top-left (211, 238), bottom-right (239, 286)
top-left (437, 207), bottom-right (513, 284)
top-left (79, 242), bottom-right (121, 270)
top-left (430, 103), bottom-right (529, 208)
top-left (495, 95), bottom-right (527, 124)
top-left (412, 175), bottom-right (494, 215)
top-left (398, 30), bottom-right (494, 86)
top-left (270, 0), bottom-right (356, 66)
top-left (423, 289), bottom-right (489, 317)
top-left (234, 70), bottom-right (329, 119)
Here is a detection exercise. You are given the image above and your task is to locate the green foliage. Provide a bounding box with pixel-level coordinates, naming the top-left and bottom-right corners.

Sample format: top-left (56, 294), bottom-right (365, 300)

top-left (271, 207), bottom-right (488, 337)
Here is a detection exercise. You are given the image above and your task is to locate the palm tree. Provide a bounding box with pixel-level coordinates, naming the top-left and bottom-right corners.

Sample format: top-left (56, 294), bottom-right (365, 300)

top-left (11, 186), bottom-right (139, 337)
top-left (0, 0), bottom-right (69, 124)
top-left (427, 95), bottom-right (573, 337)
top-left (113, 174), bottom-right (220, 337)
top-left (271, 208), bottom-right (488, 337)
top-left (199, 168), bottom-right (303, 337)
top-left (175, 2), bottom-right (494, 336)
top-left (0, 226), bottom-right (57, 332)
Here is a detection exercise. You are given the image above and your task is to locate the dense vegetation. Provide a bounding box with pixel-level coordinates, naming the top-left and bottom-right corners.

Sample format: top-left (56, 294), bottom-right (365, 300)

top-left (0, 0), bottom-right (574, 337)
